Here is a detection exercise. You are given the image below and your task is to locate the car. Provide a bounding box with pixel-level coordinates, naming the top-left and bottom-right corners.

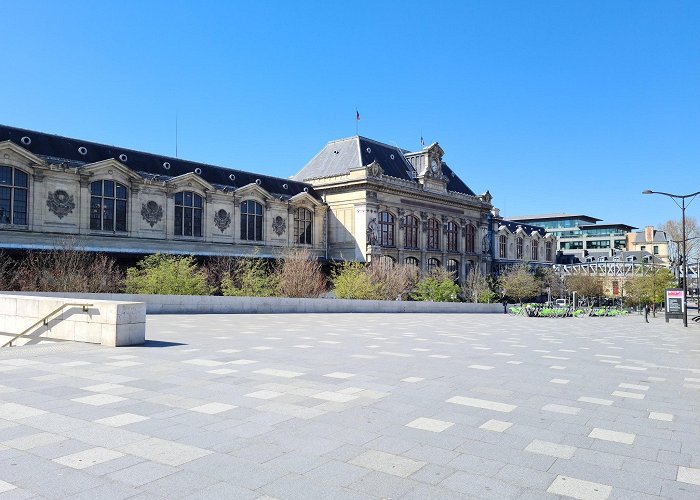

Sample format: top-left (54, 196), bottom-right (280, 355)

top-left (554, 299), bottom-right (567, 307)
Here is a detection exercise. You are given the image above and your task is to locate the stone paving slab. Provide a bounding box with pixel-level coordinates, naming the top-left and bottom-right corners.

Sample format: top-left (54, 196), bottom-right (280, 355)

top-left (0, 313), bottom-right (698, 498)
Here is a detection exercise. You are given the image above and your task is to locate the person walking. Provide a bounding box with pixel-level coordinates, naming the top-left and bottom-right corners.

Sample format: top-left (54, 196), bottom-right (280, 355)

top-left (502, 298), bottom-right (508, 314)
top-left (644, 303), bottom-right (650, 323)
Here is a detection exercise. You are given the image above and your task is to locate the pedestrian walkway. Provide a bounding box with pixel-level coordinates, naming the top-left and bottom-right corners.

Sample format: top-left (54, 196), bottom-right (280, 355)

top-left (0, 313), bottom-right (698, 499)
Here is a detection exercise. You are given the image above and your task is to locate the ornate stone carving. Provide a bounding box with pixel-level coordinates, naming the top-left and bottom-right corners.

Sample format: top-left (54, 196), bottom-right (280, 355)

top-left (214, 209), bottom-right (231, 233)
top-left (141, 200), bottom-right (163, 227)
top-left (366, 160), bottom-right (383, 177)
top-left (46, 190), bottom-right (75, 219)
top-left (272, 215), bottom-right (286, 236)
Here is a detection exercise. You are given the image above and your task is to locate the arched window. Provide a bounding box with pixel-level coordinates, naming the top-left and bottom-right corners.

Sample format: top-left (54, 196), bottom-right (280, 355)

top-left (91, 180), bottom-right (128, 232)
top-left (377, 255), bottom-right (396, 266)
top-left (0, 166), bottom-right (28, 225)
top-left (465, 224), bottom-right (475, 253)
top-left (174, 191), bottom-right (202, 237)
top-left (446, 221), bottom-right (457, 252)
top-left (405, 256), bottom-right (420, 267)
top-left (294, 207), bottom-right (313, 245)
top-left (516, 237), bottom-right (524, 259)
top-left (531, 240), bottom-right (539, 260)
top-left (499, 235), bottom-right (507, 259)
top-left (545, 241), bottom-right (553, 261)
top-left (404, 215), bottom-right (419, 249)
top-left (240, 200), bottom-right (263, 241)
top-left (378, 211), bottom-right (395, 247)
top-left (427, 257), bottom-right (440, 271)
top-left (446, 259), bottom-right (459, 279)
top-left (427, 218), bottom-right (440, 250)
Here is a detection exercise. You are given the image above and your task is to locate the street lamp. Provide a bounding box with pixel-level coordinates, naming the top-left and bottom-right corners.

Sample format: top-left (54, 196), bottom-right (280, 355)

top-left (642, 189), bottom-right (700, 327)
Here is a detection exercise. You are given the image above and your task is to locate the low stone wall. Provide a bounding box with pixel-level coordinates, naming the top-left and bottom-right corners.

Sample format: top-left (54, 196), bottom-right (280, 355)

top-left (1, 292), bottom-right (503, 315)
top-left (0, 294), bottom-right (146, 347)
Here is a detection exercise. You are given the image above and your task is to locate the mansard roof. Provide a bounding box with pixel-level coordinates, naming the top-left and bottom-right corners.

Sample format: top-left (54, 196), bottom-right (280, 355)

top-left (0, 124), bottom-right (318, 199)
top-left (498, 220), bottom-right (548, 237)
top-left (292, 136), bottom-right (476, 196)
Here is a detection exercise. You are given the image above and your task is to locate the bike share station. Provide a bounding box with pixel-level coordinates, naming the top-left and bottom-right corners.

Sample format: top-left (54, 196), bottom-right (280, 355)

top-left (665, 288), bottom-right (684, 323)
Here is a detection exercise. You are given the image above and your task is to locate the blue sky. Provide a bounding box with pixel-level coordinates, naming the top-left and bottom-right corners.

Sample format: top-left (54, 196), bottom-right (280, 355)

top-left (3, 1), bottom-right (699, 228)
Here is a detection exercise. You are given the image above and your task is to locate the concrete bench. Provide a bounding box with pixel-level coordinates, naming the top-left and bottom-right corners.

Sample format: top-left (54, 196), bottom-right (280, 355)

top-left (0, 294), bottom-right (146, 347)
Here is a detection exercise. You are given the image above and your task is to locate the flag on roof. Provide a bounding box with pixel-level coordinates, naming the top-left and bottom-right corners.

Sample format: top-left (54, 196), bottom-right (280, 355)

top-left (421, 135), bottom-right (425, 147)
top-left (356, 109), bottom-right (360, 121)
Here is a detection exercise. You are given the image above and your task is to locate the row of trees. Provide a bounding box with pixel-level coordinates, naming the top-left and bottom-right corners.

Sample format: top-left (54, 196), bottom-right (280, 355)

top-left (0, 244), bottom-right (681, 305)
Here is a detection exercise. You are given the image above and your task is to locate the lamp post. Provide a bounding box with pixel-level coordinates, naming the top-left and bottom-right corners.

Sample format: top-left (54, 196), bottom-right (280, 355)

top-left (643, 189), bottom-right (700, 327)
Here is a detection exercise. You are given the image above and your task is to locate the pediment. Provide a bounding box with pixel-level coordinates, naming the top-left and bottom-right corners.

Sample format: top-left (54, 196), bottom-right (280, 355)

top-left (235, 182), bottom-right (272, 200)
top-left (0, 140), bottom-right (45, 166)
top-left (289, 191), bottom-right (322, 207)
top-left (82, 159), bottom-right (143, 181)
top-left (498, 224), bottom-right (512, 235)
top-left (167, 172), bottom-right (214, 191)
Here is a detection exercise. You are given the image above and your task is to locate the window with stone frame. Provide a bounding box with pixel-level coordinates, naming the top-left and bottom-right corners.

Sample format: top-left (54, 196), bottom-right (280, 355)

top-left (240, 199), bottom-right (264, 241)
top-left (531, 240), bottom-right (539, 260)
top-left (404, 215), bottom-right (419, 249)
top-left (405, 256), bottom-right (420, 267)
top-left (446, 221), bottom-right (458, 252)
top-left (427, 257), bottom-right (440, 271)
top-left (546, 240), bottom-right (553, 261)
top-left (427, 218), bottom-right (440, 250)
top-left (516, 237), bottom-right (524, 259)
top-left (499, 234), bottom-right (507, 259)
top-left (173, 190), bottom-right (203, 237)
top-left (378, 211), bottom-right (395, 247)
top-left (465, 224), bottom-right (475, 253)
top-left (90, 180), bottom-right (128, 232)
top-left (0, 166), bottom-right (28, 225)
top-left (294, 207), bottom-right (313, 245)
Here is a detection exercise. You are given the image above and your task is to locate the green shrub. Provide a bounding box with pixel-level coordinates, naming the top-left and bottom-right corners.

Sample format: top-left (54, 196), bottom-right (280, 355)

top-left (332, 262), bottom-right (380, 300)
top-left (221, 258), bottom-right (279, 297)
top-left (125, 254), bottom-right (211, 295)
top-left (411, 268), bottom-right (460, 302)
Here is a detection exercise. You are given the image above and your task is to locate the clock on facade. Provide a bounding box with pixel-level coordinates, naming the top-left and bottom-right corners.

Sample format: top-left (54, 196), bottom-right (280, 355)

top-left (430, 159), bottom-right (439, 173)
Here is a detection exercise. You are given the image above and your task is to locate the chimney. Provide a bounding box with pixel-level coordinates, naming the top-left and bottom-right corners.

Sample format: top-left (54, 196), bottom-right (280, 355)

top-left (645, 226), bottom-right (654, 243)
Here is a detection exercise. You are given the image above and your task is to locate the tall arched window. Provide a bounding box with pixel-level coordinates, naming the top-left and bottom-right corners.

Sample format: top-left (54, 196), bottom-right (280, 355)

top-left (499, 235), bottom-right (507, 259)
top-left (0, 166), bottom-right (28, 225)
top-left (240, 200), bottom-right (263, 241)
top-left (516, 237), bottom-right (524, 259)
top-left (465, 224), bottom-right (475, 253)
top-left (91, 180), bottom-right (127, 232)
top-left (377, 255), bottom-right (396, 266)
top-left (545, 241), bottom-right (553, 261)
top-left (378, 211), bottom-right (395, 247)
top-left (174, 191), bottom-right (202, 237)
top-left (446, 221), bottom-right (457, 252)
top-left (405, 256), bottom-right (420, 267)
top-left (427, 218), bottom-right (440, 250)
top-left (531, 240), bottom-right (539, 260)
top-left (404, 215), bottom-right (419, 249)
top-left (427, 257), bottom-right (440, 271)
top-left (294, 207), bottom-right (312, 245)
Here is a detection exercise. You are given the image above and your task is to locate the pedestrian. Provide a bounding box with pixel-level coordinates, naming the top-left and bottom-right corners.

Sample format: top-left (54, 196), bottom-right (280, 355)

top-left (502, 298), bottom-right (508, 314)
top-left (644, 303), bottom-right (650, 323)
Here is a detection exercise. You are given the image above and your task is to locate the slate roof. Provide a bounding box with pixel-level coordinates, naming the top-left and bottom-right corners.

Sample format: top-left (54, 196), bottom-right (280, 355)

top-left (579, 223), bottom-right (638, 231)
top-left (632, 230), bottom-right (668, 243)
top-left (292, 136), bottom-right (476, 196)
top-left (0, 124), bottom-right (318, 199)
top-left (498, 220), bottom-right (548, 237)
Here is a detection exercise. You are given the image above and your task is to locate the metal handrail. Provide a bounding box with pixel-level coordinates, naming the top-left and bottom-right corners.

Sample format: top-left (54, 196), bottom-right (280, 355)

top-left (1, 303), bottom-right (93, 348)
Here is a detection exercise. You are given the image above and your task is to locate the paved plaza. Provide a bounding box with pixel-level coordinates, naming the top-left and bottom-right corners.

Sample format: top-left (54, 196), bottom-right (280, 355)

top-left (0, 313), bottom-right (699, 499)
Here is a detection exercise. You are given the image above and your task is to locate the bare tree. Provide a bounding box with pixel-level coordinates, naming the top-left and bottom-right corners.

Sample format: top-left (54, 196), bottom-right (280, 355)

top-left (367, 260), bottom-right (419, 300)
top-left (499, 264), bottom-right (539, 304)
top-left (661, 216), bottom-right (699, 261)
top-left (0, 251), bottom-right (17, 290)
top-left (278, 248), bottom-right (327, 298)
top-left (462, 270), bottom-right (495, 303)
